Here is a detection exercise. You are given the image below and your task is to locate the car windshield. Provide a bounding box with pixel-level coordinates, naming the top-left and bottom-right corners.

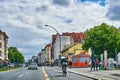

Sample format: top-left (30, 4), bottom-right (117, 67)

top-left (30, 62), bottom-right (37, 65)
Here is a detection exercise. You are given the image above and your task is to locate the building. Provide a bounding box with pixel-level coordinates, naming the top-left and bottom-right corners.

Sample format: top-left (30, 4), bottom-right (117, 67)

top-left (72, 52), bottom-right (91, 67)
top-left (62, 32), bottom-right (86, 44)
top-left (61, 43), bottom-right (83, 61)
top-left (0, 29), bottom-right (9, 66)
top-left (52, 32), bottom-right (87, 60)
top-left (31, 55), bottom-right (38, 63)
top-left (52, 34), bottom-right (74, 61)
top-left (37, 52), bottom-right (41, 66)
top-left (44, 44), bottom-right (52, 65)
top-left (40, 49), bottom-right (45, 66)
top-left (61, 43), bottom-right (91, 62)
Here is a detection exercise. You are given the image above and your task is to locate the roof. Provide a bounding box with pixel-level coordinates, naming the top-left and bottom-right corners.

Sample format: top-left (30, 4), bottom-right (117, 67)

top-left (62, 32), bottom-right (87, 43)
top-left (0, 29), bottom-right (9, 38)
top-left (52, 32), bottom-right (87, 44)
top-left (72, 52), bottom-right (90, 57)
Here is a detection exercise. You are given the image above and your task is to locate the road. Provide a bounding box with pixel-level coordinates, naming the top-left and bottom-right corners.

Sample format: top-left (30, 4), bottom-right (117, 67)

top-left (0, 67), bottom-right (45, 80)
top-left (45, 66), bottom-right (93, 80)
top-left (0, 67), bottom-right (93, 80)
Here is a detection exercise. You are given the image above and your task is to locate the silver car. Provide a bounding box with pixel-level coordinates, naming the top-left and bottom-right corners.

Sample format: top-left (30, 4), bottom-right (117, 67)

top-left (28, 62), bottom-right (38, 70)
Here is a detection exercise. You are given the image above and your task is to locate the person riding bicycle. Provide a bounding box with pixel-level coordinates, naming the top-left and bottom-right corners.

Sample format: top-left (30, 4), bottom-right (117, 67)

top-left (61, 57), bottom-right (68, 76)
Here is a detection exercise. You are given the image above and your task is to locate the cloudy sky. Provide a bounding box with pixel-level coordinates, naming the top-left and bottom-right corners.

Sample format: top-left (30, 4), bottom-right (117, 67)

top-left (0, 0), bottom-right (120, 60)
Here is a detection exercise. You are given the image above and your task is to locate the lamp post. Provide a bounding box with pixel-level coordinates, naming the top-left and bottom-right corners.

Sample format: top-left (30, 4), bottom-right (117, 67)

top-left (45, 25), bottom-right (61, 65)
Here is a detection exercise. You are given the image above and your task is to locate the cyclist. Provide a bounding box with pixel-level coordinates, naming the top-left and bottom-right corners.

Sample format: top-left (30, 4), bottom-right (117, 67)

top-left (61, 57), bottom-right (68, 76)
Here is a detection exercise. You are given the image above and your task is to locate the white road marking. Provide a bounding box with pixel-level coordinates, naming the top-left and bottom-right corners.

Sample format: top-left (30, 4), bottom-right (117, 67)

top-left (18, 74), bottom-right (23, 78)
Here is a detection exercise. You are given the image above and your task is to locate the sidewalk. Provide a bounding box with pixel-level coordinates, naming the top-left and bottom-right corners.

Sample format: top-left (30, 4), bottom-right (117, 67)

top-left (55, 67), bottom-right (120, 80)
top-left (67, 67), bottom-right (120, 80)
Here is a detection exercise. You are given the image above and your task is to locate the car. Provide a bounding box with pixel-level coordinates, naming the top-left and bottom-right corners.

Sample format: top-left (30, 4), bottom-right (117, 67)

top-left (7, 63), bottom-right (15, 68)
top-left (28, 62), bottom-right (38, 70)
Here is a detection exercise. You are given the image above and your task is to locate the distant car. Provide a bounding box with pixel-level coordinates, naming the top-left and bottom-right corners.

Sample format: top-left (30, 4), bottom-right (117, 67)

top-left (28, 62), bottom-right (38, 70)
top-left (7, 63), bottom-right (15, 68)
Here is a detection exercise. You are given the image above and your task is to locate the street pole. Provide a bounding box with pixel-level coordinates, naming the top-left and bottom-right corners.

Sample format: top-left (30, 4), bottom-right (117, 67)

top-left (115, 48), bottom-right (117, 61)
top-left (45, 25), bottom-right (61, 65)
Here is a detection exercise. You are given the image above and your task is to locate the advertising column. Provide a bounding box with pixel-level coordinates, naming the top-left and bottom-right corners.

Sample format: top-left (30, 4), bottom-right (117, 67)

top-left (104, 50), bottom-right (107, 67)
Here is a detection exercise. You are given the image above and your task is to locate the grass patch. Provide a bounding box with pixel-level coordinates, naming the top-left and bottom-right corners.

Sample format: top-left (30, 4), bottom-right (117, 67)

top-left (0, 67), bottom-right (19, 72)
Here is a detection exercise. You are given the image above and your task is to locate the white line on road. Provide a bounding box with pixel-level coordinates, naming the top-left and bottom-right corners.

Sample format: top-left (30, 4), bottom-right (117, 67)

top-left (18, 74), bottom-right (24, 78)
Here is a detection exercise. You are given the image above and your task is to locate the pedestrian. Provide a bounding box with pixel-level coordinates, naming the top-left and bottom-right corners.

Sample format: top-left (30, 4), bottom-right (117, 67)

top-left (110, 61), bottom-right (114, 70)
top-left (91, 59), bottom-right (95, 71)
top-left (69, 61), bottom-right (72, 68)
top-left (85, 60), bottom-right (88, 66)
top-left (95, 58), bottom-right (99, 70)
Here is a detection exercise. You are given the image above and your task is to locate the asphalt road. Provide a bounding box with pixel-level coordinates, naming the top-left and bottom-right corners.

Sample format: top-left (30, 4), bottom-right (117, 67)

top-left (0, 67), bottom-right (45, 80)
top-left (44, 66), bottom-right (93, 80)
top-left (0, 67), bottom-right (93, 80)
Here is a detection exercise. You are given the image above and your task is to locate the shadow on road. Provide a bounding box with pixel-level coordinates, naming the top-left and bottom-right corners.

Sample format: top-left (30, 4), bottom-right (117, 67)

top-left (111, 74), bottom-right (120, 77)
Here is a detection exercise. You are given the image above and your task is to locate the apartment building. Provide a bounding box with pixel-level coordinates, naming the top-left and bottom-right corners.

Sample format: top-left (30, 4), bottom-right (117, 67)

top-left (52, 34), bottom-right (74, 61)
top-left (44, 44), bottom-right (52, 65)
top-left (0, 29), bottom-right (9, 65)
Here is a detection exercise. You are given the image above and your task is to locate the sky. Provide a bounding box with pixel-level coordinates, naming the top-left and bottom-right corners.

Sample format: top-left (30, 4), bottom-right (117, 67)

top-left (0, 0), bottom-right (120, 60)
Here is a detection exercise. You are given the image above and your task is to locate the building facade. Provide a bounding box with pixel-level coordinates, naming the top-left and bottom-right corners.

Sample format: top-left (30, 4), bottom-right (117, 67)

top-left (61, 43), bottom-right (91, 61)
top-left (44, 44), bottom-right (52, 65)
top-left (0, 29), bottom-right (9, 66)
top-left (53, 35), bottom-right (74, 61)
top-left (62, 32), bottom-right (86, 44)
top-left (41, 49), bottom-right (45, 65)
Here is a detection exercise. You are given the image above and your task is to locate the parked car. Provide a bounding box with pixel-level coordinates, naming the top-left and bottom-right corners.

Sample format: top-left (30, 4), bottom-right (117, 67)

top-left (28, 62), bottom-right (38, 70)
top-left (7, 63), bottom-right (15, 68)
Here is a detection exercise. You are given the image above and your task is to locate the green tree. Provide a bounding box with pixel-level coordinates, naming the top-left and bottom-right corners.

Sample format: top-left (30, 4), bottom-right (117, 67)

top-left (82, 23), bottom-right (120, 58)
top-left (8, 46), bottom-right (24, 64)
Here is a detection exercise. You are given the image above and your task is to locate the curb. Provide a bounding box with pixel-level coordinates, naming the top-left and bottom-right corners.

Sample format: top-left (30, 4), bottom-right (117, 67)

top-left (68, 70), bottom-right (113, 80)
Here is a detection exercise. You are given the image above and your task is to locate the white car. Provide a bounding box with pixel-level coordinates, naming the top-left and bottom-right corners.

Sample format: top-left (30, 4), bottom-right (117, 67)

top-left (28, 62), bottom-right (38, 70)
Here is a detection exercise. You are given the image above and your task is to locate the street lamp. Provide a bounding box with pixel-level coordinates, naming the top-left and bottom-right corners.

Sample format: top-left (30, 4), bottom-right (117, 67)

top-left (45, 25), bottom-right (61, 64)
top-left (45, 25), bottom-right (59, 34)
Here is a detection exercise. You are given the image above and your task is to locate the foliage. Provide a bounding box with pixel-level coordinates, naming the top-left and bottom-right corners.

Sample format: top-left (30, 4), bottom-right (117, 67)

top-left (82, 23), bottom-right (120, 58)
top-left (8, 47), bottom-right (24, 64)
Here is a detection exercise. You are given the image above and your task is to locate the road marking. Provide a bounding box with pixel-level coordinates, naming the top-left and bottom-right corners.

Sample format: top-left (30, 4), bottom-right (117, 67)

top-left (42, 67), bottom-right (50, 80)
top-left (18, 74), bottom-right (23, 78)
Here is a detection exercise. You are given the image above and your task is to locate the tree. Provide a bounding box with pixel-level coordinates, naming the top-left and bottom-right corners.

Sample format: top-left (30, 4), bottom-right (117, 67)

top-left (82, 23), bottom-right (120, 58)
top-left (8, 46), bottom-right (24, 64)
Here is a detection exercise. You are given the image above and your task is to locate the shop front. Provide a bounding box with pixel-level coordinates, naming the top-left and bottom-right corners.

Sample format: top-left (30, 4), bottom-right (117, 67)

top-left (72, 52), bottom-right (91, 67)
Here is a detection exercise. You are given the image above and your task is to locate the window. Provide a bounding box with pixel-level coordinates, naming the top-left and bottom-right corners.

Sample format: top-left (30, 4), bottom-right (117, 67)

top-left (73, 57), bottom-right (78, 62)
top-left (80, 57), bottom-right (88, 62)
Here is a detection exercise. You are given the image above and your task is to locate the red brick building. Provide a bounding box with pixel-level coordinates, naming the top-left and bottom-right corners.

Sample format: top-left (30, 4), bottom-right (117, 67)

top-left (62, 32), bottom-right (87, 44)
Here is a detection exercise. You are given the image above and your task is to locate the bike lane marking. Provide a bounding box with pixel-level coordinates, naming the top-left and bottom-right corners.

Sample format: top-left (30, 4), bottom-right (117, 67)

top-left (42, 67), bottom-right (50, 80)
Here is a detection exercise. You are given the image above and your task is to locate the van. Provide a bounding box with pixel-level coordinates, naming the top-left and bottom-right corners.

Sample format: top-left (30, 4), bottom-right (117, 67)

top-left (116, 53), bottom-right (120, 68)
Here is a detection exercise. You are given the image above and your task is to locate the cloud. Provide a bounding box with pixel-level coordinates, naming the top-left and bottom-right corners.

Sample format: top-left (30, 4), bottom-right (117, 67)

top-left (36, 5), bottom-right (48, 12)
top-left (0, 0), bottom-right (119, 59)
top-left (106, 0), bottom-right (120, 21)
top-left (53, 0), bottom-right (72, 7)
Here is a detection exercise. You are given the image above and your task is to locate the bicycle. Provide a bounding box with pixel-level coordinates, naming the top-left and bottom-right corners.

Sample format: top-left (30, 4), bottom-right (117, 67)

top-left (62, 65), bottom-right (67, 76)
